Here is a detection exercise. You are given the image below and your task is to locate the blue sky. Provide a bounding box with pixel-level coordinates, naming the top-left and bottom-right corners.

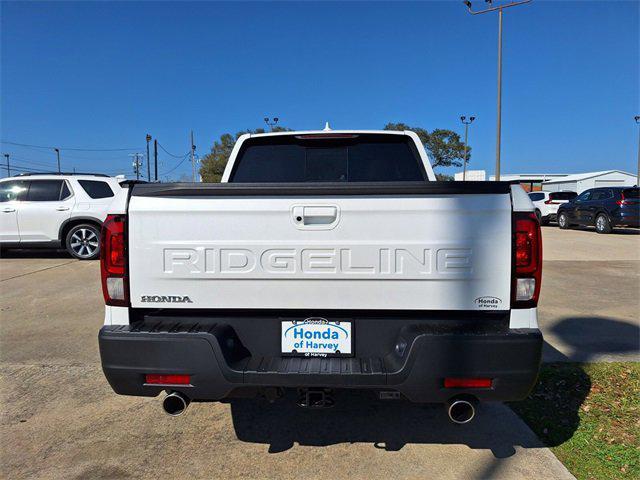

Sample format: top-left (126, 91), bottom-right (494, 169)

top-left (1, 1), bottom-right (638, 180)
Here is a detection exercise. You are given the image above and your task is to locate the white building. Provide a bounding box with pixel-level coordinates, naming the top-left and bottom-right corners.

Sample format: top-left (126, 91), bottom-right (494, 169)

top-left (454, 170), bottom-right (569, 191)
top-left (454, 170), bottom-right (486, 181)
top-left (542, 170), bottom-right (637, 193)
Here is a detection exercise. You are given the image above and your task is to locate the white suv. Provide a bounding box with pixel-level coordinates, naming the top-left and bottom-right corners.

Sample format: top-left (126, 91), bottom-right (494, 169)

top-left (528, 190), bottom-right (577, 225)
top-left (0, 173), bottom-right (125, 259)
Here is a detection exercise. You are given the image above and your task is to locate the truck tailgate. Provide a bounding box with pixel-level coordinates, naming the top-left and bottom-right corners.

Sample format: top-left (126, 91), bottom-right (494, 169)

top-left (128, 183), bottom-right (513, 311)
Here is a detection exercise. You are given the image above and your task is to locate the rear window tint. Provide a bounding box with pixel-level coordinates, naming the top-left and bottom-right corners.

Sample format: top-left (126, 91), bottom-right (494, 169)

top-left (26, 180), bottom-right (64, 201)
top-left (78, 180), bottom-right (114, 199)
top-left (622, 188), bottom-right (639, 199)
top-left (230, 134), bottom-right (426, 182)
top-left (60, 182), bottom-right (72, 199)
top-left (591, 190), bottom-right (613, 201)
top-left (528, 192), bottom-right (545, 201)
top-left (549, 191), bottom-right (577, 201)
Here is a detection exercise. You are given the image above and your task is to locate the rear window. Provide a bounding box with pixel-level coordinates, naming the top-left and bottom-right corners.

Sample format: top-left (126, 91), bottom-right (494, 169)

top-left (78, 180), bottom-right (114, 199)
top-left (528, 192), bottom-right (545, 201)
top-left (26, 180), bottom-right (65, 201)
top-left (622, 188), bottom-right (639, 199)
top-left (591, 190), bottom-right (613, 201)
top-left (549, 191), bottom-right (577, 201)
top-left (230, 134), bottom-right (426, 182)
top-left (0, 180), bottom-right (28, 202)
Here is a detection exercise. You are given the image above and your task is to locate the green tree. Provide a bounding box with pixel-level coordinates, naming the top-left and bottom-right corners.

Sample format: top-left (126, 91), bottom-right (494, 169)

top-left (383, 123), bottom-right (470, 170)
top-left (199, 126), bottom-right (291, 182)
top-left (435, 173), bottom-right (454, 181)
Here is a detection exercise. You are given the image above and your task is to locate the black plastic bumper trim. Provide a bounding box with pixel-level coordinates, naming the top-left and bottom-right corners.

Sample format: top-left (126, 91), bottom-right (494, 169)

top-left (99, 319), bottom-right (542, 403)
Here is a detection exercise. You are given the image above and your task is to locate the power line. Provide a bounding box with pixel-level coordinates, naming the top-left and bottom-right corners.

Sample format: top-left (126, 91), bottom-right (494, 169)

top-left (157, 142), bottom-right (190, 158)
top-left (1, 140), bottom-right (141, 152)
top-left (160, 153), bottom-right (190, 176)
top-left (1, 164), bottom-right (50, 173)
top-left (6, 155), bottom-right (58, 168)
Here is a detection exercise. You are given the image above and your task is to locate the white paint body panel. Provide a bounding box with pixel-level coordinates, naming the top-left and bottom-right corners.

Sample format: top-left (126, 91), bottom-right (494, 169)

top-left (509, 307), bottom-right (538, 329)
top-left (104, 305), bottom-right (130, 326)
top-left (128, 193), bottom-right (513, 311)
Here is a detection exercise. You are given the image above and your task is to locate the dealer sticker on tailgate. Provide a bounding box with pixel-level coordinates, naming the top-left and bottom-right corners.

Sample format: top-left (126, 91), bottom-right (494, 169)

top-left (281, 318), bottom-right (352, 357)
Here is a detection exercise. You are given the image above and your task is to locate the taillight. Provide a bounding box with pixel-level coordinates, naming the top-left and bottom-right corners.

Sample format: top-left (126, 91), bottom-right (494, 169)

top-left (100, 214), bottom-right (129, 306)
top-left (616, 193), bottom-right (638, 206)
top-left (512, 212), bottom-right (542, 308)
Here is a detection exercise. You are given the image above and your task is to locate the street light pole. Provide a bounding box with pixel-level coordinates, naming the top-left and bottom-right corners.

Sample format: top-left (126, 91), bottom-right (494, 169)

top-left (190, 130), bottom-right (196, 182)
top-left (460, 116), bottom-right (476, 181)
top-left (496, 8), bottom-right (502, 181)
top-left (463, 0), bottom-right (532, 181)
top-left (635, 116), bottom-right (640, 185)
top-left (3, 154), bottom-right (10, 177)
top-left (54, 148), bottom-right (61, 173)
top-left (146, 134), bottom-right (152, 182)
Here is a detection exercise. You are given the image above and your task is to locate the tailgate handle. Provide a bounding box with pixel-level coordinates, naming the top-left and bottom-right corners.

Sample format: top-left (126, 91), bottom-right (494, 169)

top-left (292, 205), bottom-right (339, 228)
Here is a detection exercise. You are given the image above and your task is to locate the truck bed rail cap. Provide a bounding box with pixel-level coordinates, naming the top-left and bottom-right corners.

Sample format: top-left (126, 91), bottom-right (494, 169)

top-left (131, 181), bottom-right (514, 197)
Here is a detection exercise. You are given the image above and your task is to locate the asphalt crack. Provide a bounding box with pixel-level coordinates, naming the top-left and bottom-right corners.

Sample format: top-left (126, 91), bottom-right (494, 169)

top-left (0, 260), bottom-right (78, 282)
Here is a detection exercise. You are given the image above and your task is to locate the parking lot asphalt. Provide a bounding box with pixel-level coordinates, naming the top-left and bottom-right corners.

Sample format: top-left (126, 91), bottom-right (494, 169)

top-left (538, 227), bottom-right (639, 362)
top-left (1, 226), bottom-right (638, 479)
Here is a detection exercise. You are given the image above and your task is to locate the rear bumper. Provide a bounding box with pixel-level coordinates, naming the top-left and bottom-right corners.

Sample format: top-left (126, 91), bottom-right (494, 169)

top-left (612, 211), bottom-right (639, 227)
top-left (99, 313), bottom-right (542, 404)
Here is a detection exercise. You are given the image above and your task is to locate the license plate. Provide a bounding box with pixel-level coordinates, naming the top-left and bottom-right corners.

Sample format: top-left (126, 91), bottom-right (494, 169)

top-left (281, 318), bottom-right (352, 357)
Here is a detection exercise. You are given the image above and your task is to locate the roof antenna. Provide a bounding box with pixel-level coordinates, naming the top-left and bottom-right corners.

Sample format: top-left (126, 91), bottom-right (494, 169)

top-left (323, 122), bottom-right (332, 131)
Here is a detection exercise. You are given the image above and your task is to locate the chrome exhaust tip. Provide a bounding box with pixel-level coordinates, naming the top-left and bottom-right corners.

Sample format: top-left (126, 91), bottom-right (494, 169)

top-left (162, 391), bottom-right (190, 416)
top-left (447, 397), bottom-right (477, 424)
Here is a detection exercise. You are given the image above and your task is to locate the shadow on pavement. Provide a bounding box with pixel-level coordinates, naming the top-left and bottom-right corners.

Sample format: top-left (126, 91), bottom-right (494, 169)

top-left (230, 389), bottom-right (545, 458)
top-left (543, 316), bottom-right (640, 362)
top-left (0, 248), bottom-right (71, 259)
top-left (509, 342), bottom-right (591, 447)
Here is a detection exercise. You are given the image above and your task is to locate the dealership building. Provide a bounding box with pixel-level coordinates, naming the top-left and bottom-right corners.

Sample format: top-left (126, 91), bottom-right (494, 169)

top-left (540, 170), bottom-right (637, 193)
top-left (454, 170), bottom-right (637, 193)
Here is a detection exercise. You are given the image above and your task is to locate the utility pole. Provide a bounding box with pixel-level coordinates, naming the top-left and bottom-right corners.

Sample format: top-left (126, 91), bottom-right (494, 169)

top-left (54, 148), bottom-right (61, 173)
top-left (154, 139), bottom-right (158, 182)
top-left (464, 0), bottom-right (532, 181)
top-left (3, 154), bottom-right (10, 177)
top-left (264, 117), bottom-right (279, 132)
top-left (190, 131), bottom-right (196, 182)
top-left (635, 116), bottom-right (640, 186)
top-left (146, 134), bottom-right (152, 182)
top-left (460, 116), bottom-right (476, 181)
top-left (129, 153), bottom-right (143, 180)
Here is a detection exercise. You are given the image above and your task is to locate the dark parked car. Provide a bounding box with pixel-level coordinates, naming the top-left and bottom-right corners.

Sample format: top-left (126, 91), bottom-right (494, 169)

top-left (557, 186), bottom-right (639, 233)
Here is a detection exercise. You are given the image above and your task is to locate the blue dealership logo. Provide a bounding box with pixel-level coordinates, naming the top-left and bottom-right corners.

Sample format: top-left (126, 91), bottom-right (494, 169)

top-left (284, 318), bottom-right (349, 341)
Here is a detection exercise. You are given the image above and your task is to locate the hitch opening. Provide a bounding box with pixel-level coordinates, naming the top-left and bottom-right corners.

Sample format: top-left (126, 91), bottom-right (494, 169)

top-left (297, 388), bottom-right (335, 409)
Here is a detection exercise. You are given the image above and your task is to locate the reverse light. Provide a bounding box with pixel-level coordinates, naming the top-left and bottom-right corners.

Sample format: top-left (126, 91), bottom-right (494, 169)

top-left (145, 374), bottom-right (191, 385)
top-left (512, 212), bottom-right (542, 308)
top-left (444, 378), bottom-right (492, 388)
top-left (515, 278), bottom-right (536, 301)
top-left (100, 214), bottom-right (129, 306)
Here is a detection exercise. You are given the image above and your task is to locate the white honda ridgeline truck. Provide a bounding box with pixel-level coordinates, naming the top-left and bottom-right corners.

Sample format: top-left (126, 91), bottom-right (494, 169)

top-left (98, 129), bottom-right (543, 424)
